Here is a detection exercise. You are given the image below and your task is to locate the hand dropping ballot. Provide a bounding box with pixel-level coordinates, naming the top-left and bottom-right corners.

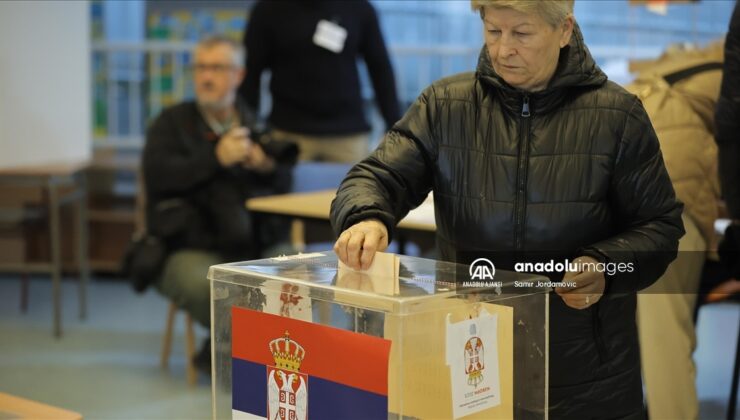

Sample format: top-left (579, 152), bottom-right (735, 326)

top-left (446, 310), bottom-right (501, 419)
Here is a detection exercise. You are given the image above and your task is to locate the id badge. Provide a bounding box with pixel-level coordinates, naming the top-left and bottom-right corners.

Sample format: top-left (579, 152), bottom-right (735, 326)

top-left (312, 19), bottom-right (347, 53)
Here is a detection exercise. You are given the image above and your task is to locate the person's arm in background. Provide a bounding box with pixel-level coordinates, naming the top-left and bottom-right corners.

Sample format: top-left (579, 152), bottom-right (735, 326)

top-left (359, 1), bottom-right (401, 131)
top-left (240, 133), bottom-right (298, 196)
top-left (579, 98), bottom-right (685, 294)
top-left (144, 108), bottom-right (253, 198)
top-left (142, 110), bottom-right (221, 197)
top-left (331, 86), bottom-right (437, 269)
top-left (238, 1), bottom-right (270, 111)
top-left (237, 105), bottom-right (298, 195)
top-left (716, 2), bottom-right (740, 220)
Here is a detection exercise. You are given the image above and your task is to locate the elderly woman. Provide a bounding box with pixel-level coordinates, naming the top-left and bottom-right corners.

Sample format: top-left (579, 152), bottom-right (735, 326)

top-left (331, 0), bottom-right (683, 418)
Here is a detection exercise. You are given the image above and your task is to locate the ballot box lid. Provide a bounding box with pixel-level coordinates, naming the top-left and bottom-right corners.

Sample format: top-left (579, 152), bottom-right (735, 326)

top-left (209, 252), bottom-right (549, 315)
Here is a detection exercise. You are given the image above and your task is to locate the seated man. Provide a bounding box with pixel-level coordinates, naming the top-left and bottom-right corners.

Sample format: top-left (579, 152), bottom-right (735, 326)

top-left (141, 36), bottom-right (297, 372)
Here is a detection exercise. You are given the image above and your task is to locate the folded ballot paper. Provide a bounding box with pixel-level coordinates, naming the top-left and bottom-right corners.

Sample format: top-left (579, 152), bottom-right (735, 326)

top-left (337, 251), bottom-right (400, 296)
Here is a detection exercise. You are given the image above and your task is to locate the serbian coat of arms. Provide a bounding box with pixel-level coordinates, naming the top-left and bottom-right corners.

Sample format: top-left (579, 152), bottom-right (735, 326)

top-left (464, 336), bottom-right (485, 387)
top-left (267, 331), bottom-right (308, 420)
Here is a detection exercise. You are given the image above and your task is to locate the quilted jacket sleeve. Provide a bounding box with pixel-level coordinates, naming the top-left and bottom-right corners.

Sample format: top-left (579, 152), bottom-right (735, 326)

top-left (330, 86), bottom-right (437, 241)
top-left (580, 98), bottom-right (685, 294)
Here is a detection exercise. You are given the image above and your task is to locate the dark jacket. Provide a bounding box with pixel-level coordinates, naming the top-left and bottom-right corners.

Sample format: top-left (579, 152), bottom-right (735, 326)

top-left (716, 2), bottom-right (740, 219)
top-left (239, 0), bottom-right (401, 135)
top-left (143, 101), bottom-right (296, 260)
top-left (331, 26), bottom-right (684, 419)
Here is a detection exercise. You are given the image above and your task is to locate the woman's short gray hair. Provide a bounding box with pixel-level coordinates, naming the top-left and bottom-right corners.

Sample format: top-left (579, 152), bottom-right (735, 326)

top-left (471, 0), bottom-right (575, 27)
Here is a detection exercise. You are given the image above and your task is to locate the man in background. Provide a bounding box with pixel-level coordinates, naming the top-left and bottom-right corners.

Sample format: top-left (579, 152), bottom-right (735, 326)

top-left (142, 36), bottom-right (296, 372)
top-left (716, 2), bottom-right (740, 285)
top-left (628, 42), bottom-right (723, 420)
top-left (239, 0), bottom-right (401, 163)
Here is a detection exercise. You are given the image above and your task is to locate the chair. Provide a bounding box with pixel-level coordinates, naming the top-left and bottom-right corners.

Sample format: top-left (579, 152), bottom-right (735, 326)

top-left (135, 171), bottom-right (200, 385)
top-left (1, 183), bottom-right (88, 336)
top-left (0, 195), bottom-right (40, 311)
top-left (290, 161), bottom-right (352, 193)
top-left (160, 302), bottom-right (198, 385)
top-left (0, 205), bottom-right (42, 313)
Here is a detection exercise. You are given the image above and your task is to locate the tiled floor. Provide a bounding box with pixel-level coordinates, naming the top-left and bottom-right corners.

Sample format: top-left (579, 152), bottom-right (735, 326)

top-left (0, 274), bottom-right (738, 419)
top-left (0, 276), bottom-right (211, 419)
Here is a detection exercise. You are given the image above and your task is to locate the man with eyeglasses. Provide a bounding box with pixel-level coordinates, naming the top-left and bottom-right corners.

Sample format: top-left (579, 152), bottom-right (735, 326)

top-left (140, 36), bottom-right (297, 373)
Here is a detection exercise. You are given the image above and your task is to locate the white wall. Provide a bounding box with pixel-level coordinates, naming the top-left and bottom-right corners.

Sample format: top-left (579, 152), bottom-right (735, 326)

top-left (0, 0), bottom-right (91, 169)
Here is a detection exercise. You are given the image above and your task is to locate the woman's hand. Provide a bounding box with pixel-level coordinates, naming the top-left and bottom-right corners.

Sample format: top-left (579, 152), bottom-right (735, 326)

top-left (556, 256), bottom-right (606, 309)
top-left (334, 219), bottom-right (389, 270)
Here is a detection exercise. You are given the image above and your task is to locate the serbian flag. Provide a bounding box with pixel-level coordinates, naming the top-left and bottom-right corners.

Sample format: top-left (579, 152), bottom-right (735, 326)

top-left (231, 306), bottom-right (392, 420)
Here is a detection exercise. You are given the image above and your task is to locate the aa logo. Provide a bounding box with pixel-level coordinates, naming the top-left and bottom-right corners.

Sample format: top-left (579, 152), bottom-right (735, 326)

top-left (469, 258), bottom-right (495, 280)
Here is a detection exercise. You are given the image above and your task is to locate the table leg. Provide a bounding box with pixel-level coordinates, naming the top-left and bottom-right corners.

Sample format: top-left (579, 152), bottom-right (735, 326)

top-left (48, 179), bottom-right (62, 338)
top-left (291, 219), bottom-right (306, 253)
top-left (75, 172), bottom-right (89, 319)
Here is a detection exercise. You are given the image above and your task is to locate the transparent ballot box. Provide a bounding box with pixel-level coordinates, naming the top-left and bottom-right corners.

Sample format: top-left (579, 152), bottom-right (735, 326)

top-left (210, 252), bottom-right (549, 419)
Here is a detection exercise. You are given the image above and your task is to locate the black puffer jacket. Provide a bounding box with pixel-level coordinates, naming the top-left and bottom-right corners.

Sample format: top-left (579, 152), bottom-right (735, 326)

top-left (331, 26), bottom-right (684, 419)
top-left (716, 2), bottom-right (740, 219)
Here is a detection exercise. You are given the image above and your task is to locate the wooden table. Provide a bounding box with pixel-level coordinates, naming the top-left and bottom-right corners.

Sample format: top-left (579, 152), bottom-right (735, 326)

top-left (0, 392), bottom-right (82, 419)
top-left (87, 151), bottom-right (141, 272)
top-left (0, 160), bottom-right (90, 338)
top-left (247, 190), bottom-right (436, 252)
